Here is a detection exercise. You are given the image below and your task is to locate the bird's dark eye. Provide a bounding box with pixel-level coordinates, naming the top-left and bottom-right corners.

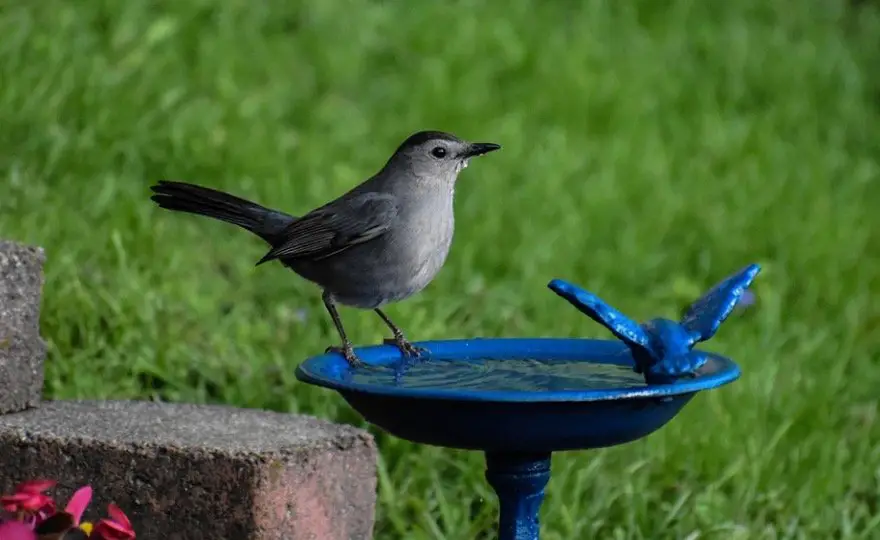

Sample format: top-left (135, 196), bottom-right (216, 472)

top-left (430, 146), bottom-right (447, 159)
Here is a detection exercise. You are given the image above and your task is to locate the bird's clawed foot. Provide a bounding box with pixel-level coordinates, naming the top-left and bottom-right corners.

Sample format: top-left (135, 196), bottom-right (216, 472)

top-left (325, 343), bottom-right (364, 368)
top-left (383, 333), bottom-right (427, 359)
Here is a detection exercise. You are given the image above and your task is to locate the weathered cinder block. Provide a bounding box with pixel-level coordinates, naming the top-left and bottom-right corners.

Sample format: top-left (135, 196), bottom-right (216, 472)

top-left (0, 240), bottom-right (47, 414)
top-left (0, 400), bottom-right (377, 540)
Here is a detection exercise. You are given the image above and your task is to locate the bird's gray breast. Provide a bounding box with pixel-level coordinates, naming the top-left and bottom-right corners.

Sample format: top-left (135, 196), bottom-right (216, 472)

top-left (288, 186), bottom-right (455, 309)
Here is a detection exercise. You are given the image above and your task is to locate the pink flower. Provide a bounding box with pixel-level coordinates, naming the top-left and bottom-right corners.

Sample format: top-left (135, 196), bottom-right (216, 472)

top-left (63, 486), bottom-right (92, 525)
top-left (0, 520), bottom-right (37, 540)
top-left (1, 480), bottom-right (135, 538)
top-left (91, 504), bottom-right (135, 540)
top-left (0, 480), bottom-right (56, 517)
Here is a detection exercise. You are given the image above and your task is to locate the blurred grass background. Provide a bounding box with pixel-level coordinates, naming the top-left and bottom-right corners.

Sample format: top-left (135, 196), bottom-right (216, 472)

top-left (1, 0), bottom-right (879, 538)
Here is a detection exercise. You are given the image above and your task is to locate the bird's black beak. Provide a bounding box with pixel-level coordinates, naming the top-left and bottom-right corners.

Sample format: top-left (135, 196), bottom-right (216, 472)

top-left (462, 142), bottom-right (501, 158)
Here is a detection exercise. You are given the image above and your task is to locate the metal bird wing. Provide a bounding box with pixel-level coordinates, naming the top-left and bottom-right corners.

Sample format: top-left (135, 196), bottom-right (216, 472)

top-left (548, 279), bottom-right (655, 358)
top-left (679, 263), bottom-right (761, 343)
top-left (256, 192), bottom-right (400, 264)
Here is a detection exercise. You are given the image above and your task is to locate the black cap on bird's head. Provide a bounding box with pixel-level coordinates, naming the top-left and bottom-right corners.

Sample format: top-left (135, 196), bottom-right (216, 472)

top-left (397, 130), bottom-right (463, 150)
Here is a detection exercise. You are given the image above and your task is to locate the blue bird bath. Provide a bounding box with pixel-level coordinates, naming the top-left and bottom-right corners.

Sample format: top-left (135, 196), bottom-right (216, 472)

top-left (296, 264), bottom-right (760, 540)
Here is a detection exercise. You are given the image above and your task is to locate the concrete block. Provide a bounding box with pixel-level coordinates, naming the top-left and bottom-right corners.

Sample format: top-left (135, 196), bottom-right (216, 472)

top-left (0, 400), bottom-right (377, 540)
top-left (0, 240), bottom-right (46, 414)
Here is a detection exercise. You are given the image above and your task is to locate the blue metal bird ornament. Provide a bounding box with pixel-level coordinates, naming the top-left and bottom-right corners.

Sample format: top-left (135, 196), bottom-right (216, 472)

top-left (548, 264), bottom-right (761, 384)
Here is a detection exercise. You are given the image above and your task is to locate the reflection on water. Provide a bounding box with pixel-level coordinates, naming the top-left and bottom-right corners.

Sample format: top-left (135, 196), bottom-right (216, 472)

top-left (350, 357), bottom-right (648, 392)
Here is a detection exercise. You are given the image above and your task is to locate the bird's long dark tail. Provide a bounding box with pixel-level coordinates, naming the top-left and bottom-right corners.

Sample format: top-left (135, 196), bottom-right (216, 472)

top-left (149, 181), bottom-right (295, 244)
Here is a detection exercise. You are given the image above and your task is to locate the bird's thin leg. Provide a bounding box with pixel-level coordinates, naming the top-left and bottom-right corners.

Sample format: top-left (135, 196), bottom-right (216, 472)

top-left (322, 292), bottom-right (363, 367)
top-left (375, 308), bottom-right (425, 358)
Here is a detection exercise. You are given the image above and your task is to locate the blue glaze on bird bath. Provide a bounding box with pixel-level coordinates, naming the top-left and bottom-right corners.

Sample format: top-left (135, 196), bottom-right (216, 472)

top-left (296, 264), bottom-right (760, 540)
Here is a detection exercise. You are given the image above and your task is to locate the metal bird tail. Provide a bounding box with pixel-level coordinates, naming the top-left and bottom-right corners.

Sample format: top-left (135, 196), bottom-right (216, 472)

top-left (149, 180), bottom-right (293, 244)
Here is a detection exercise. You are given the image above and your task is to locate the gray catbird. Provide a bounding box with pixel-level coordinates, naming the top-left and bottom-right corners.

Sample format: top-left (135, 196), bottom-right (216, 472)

top-left (149, 131), bottom-right (501, 366)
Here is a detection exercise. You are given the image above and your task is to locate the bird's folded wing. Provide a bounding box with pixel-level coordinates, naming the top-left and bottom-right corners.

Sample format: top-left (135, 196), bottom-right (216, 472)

top-left (257, 192), bottom-right (400, 264)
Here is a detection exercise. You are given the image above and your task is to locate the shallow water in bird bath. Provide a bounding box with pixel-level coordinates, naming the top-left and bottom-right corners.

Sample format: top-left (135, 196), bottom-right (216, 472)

top-left (350, 357), bottom-right (648, 392)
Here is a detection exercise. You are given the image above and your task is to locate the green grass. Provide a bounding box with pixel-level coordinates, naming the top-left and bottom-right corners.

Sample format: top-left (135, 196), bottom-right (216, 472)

top-left (2, 0), bottom-right (879, 537)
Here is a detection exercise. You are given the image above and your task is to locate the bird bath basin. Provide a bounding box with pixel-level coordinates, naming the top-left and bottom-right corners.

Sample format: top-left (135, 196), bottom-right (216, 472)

top-left (296, 264), bottom-right (760, 540)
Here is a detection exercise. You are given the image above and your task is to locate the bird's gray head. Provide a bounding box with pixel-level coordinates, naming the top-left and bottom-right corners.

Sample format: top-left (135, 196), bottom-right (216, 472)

top-left (384, 130), bottom-right (501, 181)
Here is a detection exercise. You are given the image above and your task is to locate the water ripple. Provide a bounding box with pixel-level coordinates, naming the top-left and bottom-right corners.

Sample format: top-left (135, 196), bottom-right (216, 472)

top-left (350, 358), bottom-right (647, 392)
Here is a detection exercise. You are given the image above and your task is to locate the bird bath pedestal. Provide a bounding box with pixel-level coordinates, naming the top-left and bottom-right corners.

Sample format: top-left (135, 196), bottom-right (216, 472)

top-left (296, 264), bottom-right (760, 540)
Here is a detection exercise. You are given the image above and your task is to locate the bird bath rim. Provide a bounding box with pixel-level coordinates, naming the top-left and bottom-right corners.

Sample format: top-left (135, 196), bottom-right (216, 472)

top-left (294, 337), bottom-right (741, 403)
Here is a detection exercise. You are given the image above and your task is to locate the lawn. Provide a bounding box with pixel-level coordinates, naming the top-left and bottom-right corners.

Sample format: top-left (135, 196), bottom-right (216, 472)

top-left (1, 0), bottom-right (879, 538)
